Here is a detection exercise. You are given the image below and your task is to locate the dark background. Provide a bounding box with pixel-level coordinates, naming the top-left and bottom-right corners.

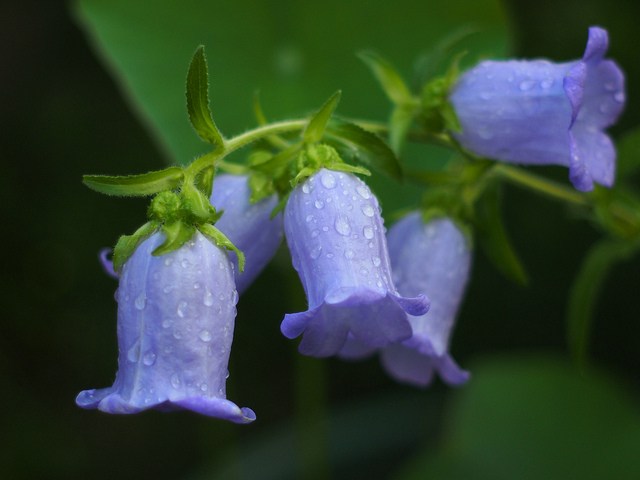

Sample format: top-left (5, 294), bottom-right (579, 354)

top-left (1, 1), bottom-right (638, 479)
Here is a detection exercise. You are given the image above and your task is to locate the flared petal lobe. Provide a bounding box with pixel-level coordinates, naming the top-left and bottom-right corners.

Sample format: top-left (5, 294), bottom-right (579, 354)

top-left (282, 169), bottom-right (429, 358)
top-left (381, 213), bottom-right (471, 387)
top-left (211, 174), bottom-right (283, 294)
top-left (450, 26), bottom-right (624, 191)
top-left (76, 232), bottom-right (255, 423)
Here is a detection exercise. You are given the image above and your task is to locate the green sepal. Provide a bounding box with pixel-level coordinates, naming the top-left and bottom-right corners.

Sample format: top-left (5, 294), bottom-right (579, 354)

top-left (186, 45), bottom-right (225, 147)
top-left (199, 223), bottom-right (245, 272)
top-left (217, 160), bottom-right (249, 175)
top-left (474, 183), bottom-right (529, 286)
top-left (419, 52), bottom-right (463, 134)
top-left (83, 167), bottom-right (184, 197)
top-left (567, 239), bottom-right (639, 368)
top-left (248, 171), bottom-right (277, 204)
top-left (358, 51), bottom-right (414, 105)
top-left (153, 221), bottom-right (196, 256)
top-left (303, 90), bottom-right (342, 144)
top-left (270, 191), bottom-right (290, 219)
top-left (389, 105), bottom-right (416, 154)
top-left (195, 166), bottom-right (215, 198)
top-left (112, 221), bottom-right (159, 272)
top-left (326, 119), bottom-right (402, 180)
top-left (291, 144), bottom-right (371, 188)
top-left (148, 191), bottom-right (183, 223)
top-left (181, 182), bottom-right (218, 223)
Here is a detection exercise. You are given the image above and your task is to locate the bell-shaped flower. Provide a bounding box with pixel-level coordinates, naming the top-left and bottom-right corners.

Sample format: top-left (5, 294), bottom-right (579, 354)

top-left (449, 26), bottom-right (625, 192)
top-left (211, 174), bottom-right (283, 294)
top-left (281, 169), bottom-right (429, 357)
top-left (380, 212), bottom-right (471, 387)
top-left (76, 231), bottom-right (255, 423)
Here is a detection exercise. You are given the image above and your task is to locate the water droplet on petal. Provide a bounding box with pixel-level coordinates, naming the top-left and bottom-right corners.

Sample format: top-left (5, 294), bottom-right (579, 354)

top-left (181, 259), bottom-right (191, 269)
top-left (372, 256), bottom-right (381, 267)
top-left (314, 200), bottom-right (324, 209)
top-left (177, 301), bottom-right (188, 318)
top-left (302, 183), bottom-right (311, 194)
top-left (321, 172), bottom-right (336, 189)
top-left (162, 319), bottom-right (172, 329)
top-left (134, 293), bottom-right (146, 310)
top-left (311, 229), bottom-right (320, 238)
top-left (604, 81), bottom-right (617, 92)
top-left (344, 250), bottom-right (355, 259)
top-left (540, 79), bottom-right (553, 89)
top-left (363, 226), bottom-right (374, 239)
top-left (305, 214), bottom-right (314, 223)
top-left (199, 330), bottom-right (212, 342)
top-left (127, 340), bottom-right (140, 362)
top-left (310, 246), bottom-right (322, 259)
top-left (361, 204), bottom-right (374, 217)
top-left (200, 383), bottom-right (208, 392)
top-left (326, 252), bottom-right (334, 259)
top-left (356, 185), bottom-right (371, 199)
top-left (142, 351), bottom-right (156, 366)
top-left (322, 226), bottom-right (329, 232)
top-left (173, 330), bottom-right (182, 340)
top-left (334, 215), bottom-right (351, 236)
top-left (614, 92), bottom-right (625, 103)
top-left (203, 289), bottom-right (214, 306)
top-left (164, 258), bottom-right (173, 266)
top-left (171, 373), bottom-right (181, 389)
top-left (519, 80), bottom-right (535, 91)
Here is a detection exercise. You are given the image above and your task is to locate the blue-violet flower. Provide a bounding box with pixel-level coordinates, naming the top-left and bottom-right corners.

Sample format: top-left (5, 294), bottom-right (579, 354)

top-left (449, 26), bottom-right (625, 191)
top-left (281, 169), bottom-right (429, 357)
top-left (76, 231), bottom-right (255, 423)
top-left (211, 174), bottom-right (283, 294)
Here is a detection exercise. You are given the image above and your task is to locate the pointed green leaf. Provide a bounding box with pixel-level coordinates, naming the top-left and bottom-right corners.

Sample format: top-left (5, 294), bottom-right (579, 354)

top-left (199, 223), bottom-right (245, 272)
top-left (195, 166), bottom-right (215, 198)
top-left (567, 239), bottom-right (638, 368)
top-left (113, 221), bottom-right (159, 272)
top-left (186, 45), bottom-right (225, 147)
top-left (153, 221), bottom-right (196, 256)
top-left (475, 184), bottom-right (528, 285)
top-left (358, 51), bottom-right (413, 105)
top-left (389, 105), bottom-right (415, 154)
top-left (325, 119), bottom-right (402, 180)
top-left (83, 167), bottom-right (184, 196)
top-left (303, 91), bottom-right (342, 144)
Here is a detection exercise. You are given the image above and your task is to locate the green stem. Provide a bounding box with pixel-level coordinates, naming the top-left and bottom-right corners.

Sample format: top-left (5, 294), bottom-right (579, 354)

top-left (492, 164), bottom-right (591, 207)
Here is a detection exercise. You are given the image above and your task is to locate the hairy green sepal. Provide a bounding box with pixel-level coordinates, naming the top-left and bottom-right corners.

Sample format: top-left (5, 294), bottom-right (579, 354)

top-left (186, 45), bottom-right (225, 147)
top-left (83, 167), bottom-right (184, 196)
top-left (113, 221), bottom-right (159, 272)
top-left (303, 90), bottom-right (342, 143)
top-left (199, 223), bottom-right (245, 272)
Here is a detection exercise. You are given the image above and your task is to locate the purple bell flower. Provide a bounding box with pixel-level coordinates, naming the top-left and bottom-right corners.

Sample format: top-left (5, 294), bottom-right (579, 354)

top-left (450, 26), bottom-right (625, 192)
top-left (76, 231), bottom-right (255, 423)
top-left (211, 174), bottom-right (283, 294)
top-left (281, 169), bottom-right (429, 357)
top-left (380, 213), bottom-right (471, 387)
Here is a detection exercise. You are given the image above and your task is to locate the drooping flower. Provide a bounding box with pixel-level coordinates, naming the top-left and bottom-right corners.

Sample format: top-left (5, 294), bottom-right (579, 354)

top-left (381, 212), bottom-right (470, 387)
top-left (211, 174), bottom-right (283, 294)
top-left (449, 26), bottom-right (625, 192)
top-left (76, 231), bottom-right (255, 423)
top-left (281, 169), bottom-right (429, 357)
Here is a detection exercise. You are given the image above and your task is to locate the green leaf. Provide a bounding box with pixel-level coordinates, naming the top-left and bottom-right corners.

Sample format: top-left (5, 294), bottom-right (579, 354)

top-left (153, 221), bottom-right (196, 256)
top-left (326, 119), bottom-right (402, 180)
top-left (113, 221), bottom-right (159, 272)
top-left (389, 105), bottom-right (415, 154)
top-left (303, 90), bottom-right (342, 144)
top-left (186, 45), bottom-right (225, 147)
top-left (474, 183), bottom-right (528, 285)
top-left (358, 51), bottom-right (413, 105)
top-left (83, 167), bottom-right (184, 196)
top-left (616, 125), bottom-right (640, 180)
top-left (567, 239), bottom-right (638, 367)
top-left (199, 223), bottom-right (245, 272)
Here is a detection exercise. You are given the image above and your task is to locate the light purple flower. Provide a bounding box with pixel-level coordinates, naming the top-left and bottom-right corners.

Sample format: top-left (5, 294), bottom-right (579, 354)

top-left (76, 231), bottom-right (255, 423)
top-left (211, 174), bottom-right (283, 294)
top-left (450, 26), bottom-right (625, 191)
top-left (385, 213), bottom-right (470, 386)
top-left (281, 169), bottom-right (429, 357)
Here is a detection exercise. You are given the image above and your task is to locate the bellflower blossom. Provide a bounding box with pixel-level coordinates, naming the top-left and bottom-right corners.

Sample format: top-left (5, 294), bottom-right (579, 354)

top-left (211, 174), bottom-right (283, 294)
top-left (449, 26), bottom-right (625, 191)
top-left (380, 213), bottom-right (471, 387)
top-left (76, 232), bottom-right (255, 423)
top-left (281, 169), bottom-right (430, 357)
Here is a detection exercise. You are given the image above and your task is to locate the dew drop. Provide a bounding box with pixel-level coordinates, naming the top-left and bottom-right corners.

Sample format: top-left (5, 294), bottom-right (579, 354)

top-left (321, 172), bottom-right (336, 189)
top-left (614, 92), bottom-right (625, 103)
top-left (232, 289), bottom-right (239, 305)
top-left (127, 340), bottom-right (140, 363)
top-left (302, 183), bottom-right (311, 194)
top-left (368, 241), bottom-right (374, 248)
top-left (479, 92), bottom-right (491, 100)
top-left (200, 383), bottom-right (208, 392)
top-left (344, 250), bottom-right (355, 259)
top-left (177, 301), bottom-right (188, 318)
top-left (540, 79), bottom-right (553, 89)
top-left (134, 293), bottom-right (146, 310)
top-left (314, 200), bottom-right (324, 209)
top-left (163, 285), bottom-right (174, 294)
top-left (142, 351), bottom-right (156, 366)
top-left (199, 330), bottom-right (212, 342)
top-left (360, 267), bottom-right (369, 276)
top-left (519, 79), bottom-right (535, 91)
top-left (356, 185), bottom-right (371, 199)
top-left (310, 246), bottom-right (322, 259)
top-left (305, 214), bottom-right (314, 223)
top-left (326, 252), bottom-right (334, 259)
top-left (376, 280), bottom-right (383, 288)
top-left (599, 102), bottom-right (611, 114)
top-left (604, 81), bottom-right (617, 92)
top-left (334, 215), bottom-right (351, 236)
top-left (311, 229), bottom-right (320, 238)
top-left (322, 226), bottom-right (329, 232)
top-left (171, 373), bottom-right (181, 389)
top-left (363, 226), bottom-right (374, 239)
top-left (181, 259), bottom-right (191, 269)
top-left (203, 289), bottom-right (214, 306)
top-left (173, 330), bottom-right (182, 340)
top-left (162, 319), bottom-right (172, 329)
top-left (361, 205), bottom-right (375, 217)
top-left (164, 258), bottom-right (173, 266)
top-left (372, 256), bottom-right (381, 267)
